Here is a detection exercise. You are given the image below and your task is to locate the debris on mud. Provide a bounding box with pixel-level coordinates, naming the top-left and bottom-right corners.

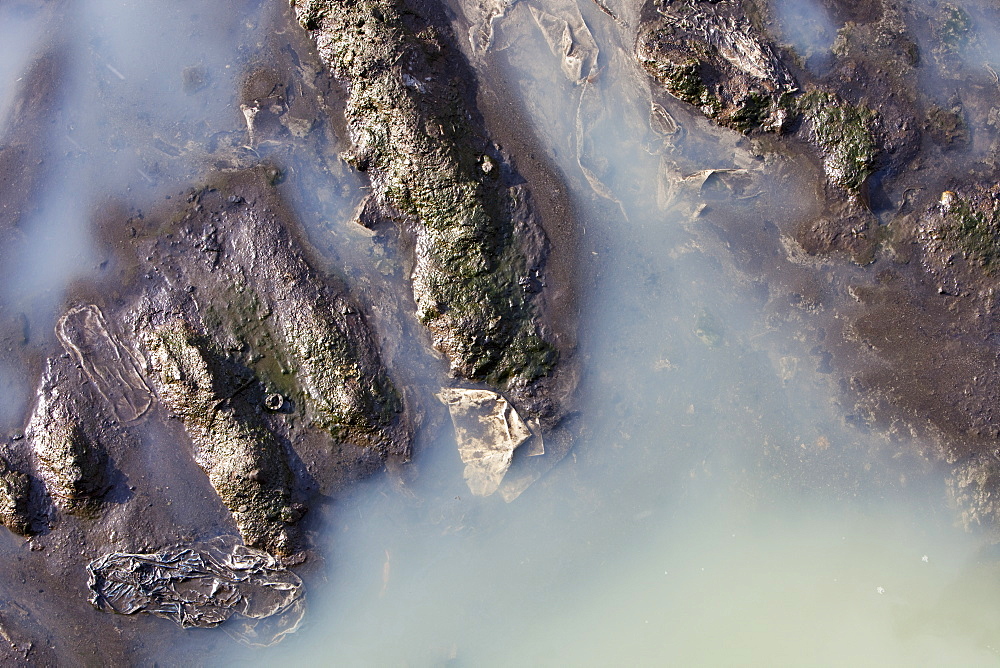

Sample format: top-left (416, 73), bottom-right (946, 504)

top-left (437, 387), bottom-right (535, 497)
top-left (87, 536), bottom-right (304, 646)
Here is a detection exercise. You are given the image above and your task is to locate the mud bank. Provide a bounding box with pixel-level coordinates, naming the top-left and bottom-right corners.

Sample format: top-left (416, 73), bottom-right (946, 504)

top-left (293, 0), bottom-right (577, 424)
top-left (637, 0), bottom-right (1000, 537)
top-left (0, 0), bottom-right (579, 660)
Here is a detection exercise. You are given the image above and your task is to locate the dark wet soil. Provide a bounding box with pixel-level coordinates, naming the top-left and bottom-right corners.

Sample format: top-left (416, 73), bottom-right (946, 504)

top-left (0, 0), bottom-right (580, 662)
top-left (637, 0), bottom-right (1000, 535)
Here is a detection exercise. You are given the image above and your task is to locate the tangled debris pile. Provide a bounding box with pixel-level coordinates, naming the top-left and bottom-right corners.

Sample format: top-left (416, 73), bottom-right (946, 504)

top-left (88, 536), bottom-right (303, 646)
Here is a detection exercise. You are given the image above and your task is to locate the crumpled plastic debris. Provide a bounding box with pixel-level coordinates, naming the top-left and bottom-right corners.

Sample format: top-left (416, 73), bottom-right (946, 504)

top-left (56, 304), bottom-right (152, 423)
top-left (528, 4), bottom-right (599, 83)
top-left (437, 387), bottom-right (534, 497)
top-left (465, 0), bottom-right (518, 53)
top-left (86, 536), bottom-right (304, 647)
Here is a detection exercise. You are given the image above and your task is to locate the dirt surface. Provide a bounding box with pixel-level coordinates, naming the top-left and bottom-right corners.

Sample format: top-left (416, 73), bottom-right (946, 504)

top-left (0, 0), bottom-right (581, 661)
top-left (0, 166), bottom-right (416, 662)
top-left (16, 0), bottom-right (1000, 660)
top-left (637, 0), bottom-right (1000, 536)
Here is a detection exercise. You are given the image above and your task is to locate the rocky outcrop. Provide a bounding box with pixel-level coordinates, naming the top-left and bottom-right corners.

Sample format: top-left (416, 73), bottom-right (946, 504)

top-left (6, 166), bottom-right (411, 558)
top-left (26, 359), bottom-right (111, 510)
top-left (638, 0), bottom-right (1000, 541)
top-left (637, 0), bottom-right (886, 201)
top-left (124, 166), bottom-right (411, 554)
top-left (0, 455), bottom-right (32, 536)
top-left (637, 0), bottom-right (796, 134)
top-left (293, 0), bottom-right (563, 414)
top-left (143, 320), bottom-right (297, 556)
top-left (138, 169), bottom-right (408, 458)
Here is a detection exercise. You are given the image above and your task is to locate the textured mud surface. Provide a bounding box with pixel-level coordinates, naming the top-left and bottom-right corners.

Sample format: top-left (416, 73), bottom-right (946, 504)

top-left (0, 166), bottom-right (415, 661)
top-left (293, 0), bottom-right (576, 428)
top-left (15, 0), bottom-right (1000, 661)
top-left (0, 0), bottom-right (577, 661)
top-left (638, 0), bottom-right (1000, 537)
top-left (3, 166), bottom-right (412, 555)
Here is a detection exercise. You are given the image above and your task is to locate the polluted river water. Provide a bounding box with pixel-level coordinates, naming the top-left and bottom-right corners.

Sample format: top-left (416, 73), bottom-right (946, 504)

top-left (1, 0), bottom-right (1000, 664)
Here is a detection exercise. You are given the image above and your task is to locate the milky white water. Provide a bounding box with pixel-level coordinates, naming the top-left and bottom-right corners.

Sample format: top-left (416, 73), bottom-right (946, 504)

top-left (226, 2), bottom-right (1000, 665)
top-left (2, 0), bottom-right (1000, 664)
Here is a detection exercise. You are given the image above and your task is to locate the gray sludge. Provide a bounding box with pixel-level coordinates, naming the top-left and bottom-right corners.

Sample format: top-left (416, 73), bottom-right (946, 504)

top-left (87, 536), bottom-right (304, 646)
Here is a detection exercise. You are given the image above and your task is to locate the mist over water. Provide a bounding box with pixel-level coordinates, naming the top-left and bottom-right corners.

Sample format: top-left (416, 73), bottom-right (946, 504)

top-left (1, 0), bottom-right (1000, 663)
top-left (0, 0), bottom-right (271, 433)
top-left (0, 5), bottom-right (45, 134)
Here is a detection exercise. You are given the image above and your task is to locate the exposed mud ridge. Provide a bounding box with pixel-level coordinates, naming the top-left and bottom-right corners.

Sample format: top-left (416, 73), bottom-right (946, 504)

top-left (0, 0), bottom-right (583, 657)
top-left (0, 164), bottom-right (413, 659)
top-left (638, 0), bottom-right (1000, 538)
top-left (293, 0), bottom-right (577, 429)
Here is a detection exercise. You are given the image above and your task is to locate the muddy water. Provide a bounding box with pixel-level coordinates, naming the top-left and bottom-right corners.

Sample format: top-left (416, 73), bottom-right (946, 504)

top-left (0, 0), bottom-right (274, 438)
top-left (3, 0), bottom-right (1000, 664)
top-left (220, 1), bottom-right (1000, 665)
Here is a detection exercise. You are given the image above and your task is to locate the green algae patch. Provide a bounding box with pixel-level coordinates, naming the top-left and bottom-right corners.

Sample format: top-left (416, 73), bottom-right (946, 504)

top-left (276, 289), bottom-right (405, 442)
top-left (938, 4), bottom-right (973, 51)
top-left (144, 320), bottom-right (296, 556)
top-left (731, 92), bottom-right (778, 134)
top-left (926, 105), bottom-right (969, 148)
top-left (799, 91), bottom-right (879, 196)
top-left (171, 170), bottom-right (407, 456)
top-left (641, 56), bottom-right (722, 117)
top-left (295, 0), bottom-right (556, 390)
top-left (635, 1), bottom-right (797, 135)
top-left (944, 197), bottom-right (1000, 271)
top-left (694, 310), bottom-right (723, 348)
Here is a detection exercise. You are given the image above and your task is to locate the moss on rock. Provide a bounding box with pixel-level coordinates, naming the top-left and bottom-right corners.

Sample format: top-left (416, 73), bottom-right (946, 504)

top-left (938, 4), bottom-right (973, 51)
top-left (799, 91), bottom-right (879, 196)
top-left (143, 320), bottom-right (296, 556)
top-left (943, 196), bottom-right (1000, 271)
top-left (642, 56), bottom-right (721, 115)
top-left (636, 1), bottom-right (796, 135)
top-left (294, 0), bottom-right (556, 389)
